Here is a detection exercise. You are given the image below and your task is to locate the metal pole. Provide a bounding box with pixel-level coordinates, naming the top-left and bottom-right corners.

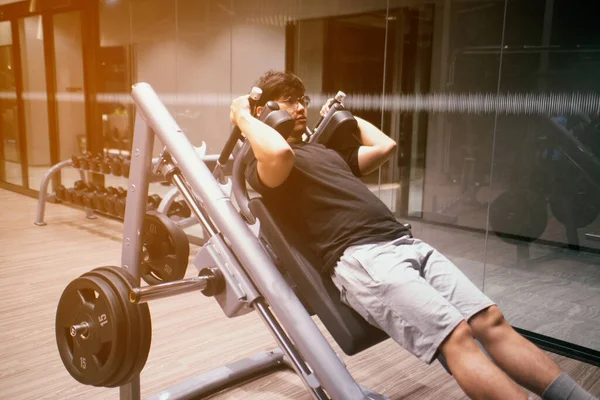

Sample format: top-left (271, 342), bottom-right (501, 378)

top-left (253, 300), bottom-right (329, 400)
top-left (146, 349), bottom-right (288, 400)
top-left (129, 276), bottom-right (209, 304)
top-left (170, 173), bottom-right (218, 236)
top-left (34, 159), bottom-right (73, 226)
top-left (119, 111), bottom-right (154, 400)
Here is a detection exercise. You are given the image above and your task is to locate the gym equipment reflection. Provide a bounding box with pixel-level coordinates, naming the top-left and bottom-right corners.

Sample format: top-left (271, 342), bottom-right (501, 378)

top-left (489, 114), bottom-right (600, 252)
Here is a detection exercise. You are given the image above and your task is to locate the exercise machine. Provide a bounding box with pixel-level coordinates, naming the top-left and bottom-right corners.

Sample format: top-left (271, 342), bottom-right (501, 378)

top-left (54, 83), bottom-right (397, 399)
top-left (56, 83), bottom-right (485, 399)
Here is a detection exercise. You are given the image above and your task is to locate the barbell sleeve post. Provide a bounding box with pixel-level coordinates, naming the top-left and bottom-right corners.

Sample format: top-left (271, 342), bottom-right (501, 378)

top-left (129, 276), bottom-right (209, 304)
top-left (70, 322), bottom-right (90, 338)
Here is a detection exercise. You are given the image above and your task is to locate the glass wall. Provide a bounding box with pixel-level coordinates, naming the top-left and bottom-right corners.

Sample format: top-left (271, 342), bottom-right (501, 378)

top-left (0, 20), bottom-right (22, 186)
top-left (484, 0), bottom-right (600, 350)
top-left (19, 15), bottom-right (51, 191)
top-left (54, 11), bottom-right (87, 190)
top-left (98, 0), bottom-right (599, 354)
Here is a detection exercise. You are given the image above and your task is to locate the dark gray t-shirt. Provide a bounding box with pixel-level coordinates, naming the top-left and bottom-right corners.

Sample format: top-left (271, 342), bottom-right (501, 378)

top-left (246, 141), bottom-right (409, 274)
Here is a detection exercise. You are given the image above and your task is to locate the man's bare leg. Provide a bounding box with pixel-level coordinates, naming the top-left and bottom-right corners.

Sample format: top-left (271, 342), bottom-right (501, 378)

top-left (439, 320), bottom-right (527, 400)
top-left (469, 306), bottom-right (562, 395)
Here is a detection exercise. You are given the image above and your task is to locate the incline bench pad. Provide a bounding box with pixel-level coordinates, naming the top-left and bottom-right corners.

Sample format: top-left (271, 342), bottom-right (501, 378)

top-left (249, 199), bottom-right (388, 355)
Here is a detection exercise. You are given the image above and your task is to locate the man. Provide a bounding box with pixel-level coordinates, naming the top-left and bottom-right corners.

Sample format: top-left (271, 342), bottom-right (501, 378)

top-left (229, 70), bottom-right (596, 400)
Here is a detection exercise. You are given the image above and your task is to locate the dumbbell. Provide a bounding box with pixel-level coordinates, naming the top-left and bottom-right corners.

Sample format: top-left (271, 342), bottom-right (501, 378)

top-left (105, 187), bottom-right (127, 216)
top-left (79, 153), bottom-right (93, 170)
top-left (114, 192), bottom-right (166, 218)
top-left (147, 194), bottom-right (162, 210)
top-left (122, 158), bottom-right (131, 178)
top-left (102, 186), bottom-right (120, 214)
top-left (64, 187), bottom-right (74, 203)
top-left (70, 155), bottom-right (81, 169)
top-left (55, 185), bottom-right (67, 201)
top-left (101, 154), bottom-right (113, 174)
top-left (92, 186), bottom-right (109, 212)
top-left (89, 154), bottom-right (102, 173)
top-left (111, 156), bottom-right (123, 176)
top-left (68, 180), bottom-right (90, 205)
top-left (167, 200), bottom-right (191, 218)
top-left (93, 152), bottom-right (112, 175)
top-left (74, 181), bottom-right (95, 206)
top-left (113, 187), bottom-right (128, 218)
top-left (81, 183), bottom-right (103, 208)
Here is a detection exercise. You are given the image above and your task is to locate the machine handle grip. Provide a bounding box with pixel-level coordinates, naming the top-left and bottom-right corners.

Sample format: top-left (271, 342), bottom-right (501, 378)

top-left (313, 91), bottom-right (346, 131)
top-left (217, 87), bottom-right (262, 166)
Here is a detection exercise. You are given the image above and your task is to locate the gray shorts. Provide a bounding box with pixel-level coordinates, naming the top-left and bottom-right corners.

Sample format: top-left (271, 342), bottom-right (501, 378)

top-left (331, 236), bottom-right (495, 364)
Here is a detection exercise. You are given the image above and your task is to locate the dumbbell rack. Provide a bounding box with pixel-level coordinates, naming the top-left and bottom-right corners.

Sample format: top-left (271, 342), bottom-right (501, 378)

top-left (34, 149), bottom-right (229, 248)
top-left (35, 159), bottom-right (98, 226)
top-left (33, 156), bottom-right (163, 227)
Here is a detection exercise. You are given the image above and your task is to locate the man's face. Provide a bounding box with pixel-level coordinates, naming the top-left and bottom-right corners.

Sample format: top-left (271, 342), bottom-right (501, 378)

top-left (275, 94), bottom-right (311, 140)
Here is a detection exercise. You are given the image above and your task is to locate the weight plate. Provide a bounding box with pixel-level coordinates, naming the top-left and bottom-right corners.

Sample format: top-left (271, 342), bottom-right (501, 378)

top-left (141, 211), bottom-right (190, 285)
top-left (549, 192), bottom-right (599, 228)
top-left (85, 267), bottom-right (152, 387)
top-left (102, 266), bottom-right (152, 382)
top-left (55, 274), bottom-right (128, 387)
top-left (489, 190), bottom-right (548, 243)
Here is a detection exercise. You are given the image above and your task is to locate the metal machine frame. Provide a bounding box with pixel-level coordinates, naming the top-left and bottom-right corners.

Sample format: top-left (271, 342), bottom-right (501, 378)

top-left (118, 82), bottom-right (386, 400)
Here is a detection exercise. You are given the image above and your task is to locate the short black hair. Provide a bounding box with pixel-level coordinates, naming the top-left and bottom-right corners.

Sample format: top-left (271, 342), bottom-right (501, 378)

top-left (253, 70), bottom-right (305, 107)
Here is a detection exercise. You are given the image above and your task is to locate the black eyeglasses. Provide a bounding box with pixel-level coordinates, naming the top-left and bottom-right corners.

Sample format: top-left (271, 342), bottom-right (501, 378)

top-left (279, 94), bottom-right (311, 108)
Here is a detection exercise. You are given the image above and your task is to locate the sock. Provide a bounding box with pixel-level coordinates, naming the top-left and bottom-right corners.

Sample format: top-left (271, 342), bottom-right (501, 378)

top-left (541, 372), bottom-right (598, 400)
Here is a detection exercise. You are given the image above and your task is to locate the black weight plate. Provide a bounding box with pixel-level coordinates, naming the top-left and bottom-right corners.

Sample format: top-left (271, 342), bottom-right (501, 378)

top-left (549, 193), bottom-right (599, 228)
top-left (102, 266), bottom-right (152, 382)
top-left (83, 269), bottom-right (134, 388)
top-left (141, 211), bottom-right (190, 285)
top-left (85, 267), bottom-right (151, 387)
top-left (489, 190), bottom-right (548, 243)
top-left (55, 275), bottom-right (127, 387)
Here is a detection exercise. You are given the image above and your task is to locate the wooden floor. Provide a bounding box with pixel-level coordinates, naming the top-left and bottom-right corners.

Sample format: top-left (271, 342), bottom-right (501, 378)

top-left (1, 188), bottom-right (599, 400)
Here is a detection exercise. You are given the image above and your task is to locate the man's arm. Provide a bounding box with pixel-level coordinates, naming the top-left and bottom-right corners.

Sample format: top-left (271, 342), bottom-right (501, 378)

top-left (231, 95), bottom-right (295, 188)
top-left (354, 116), bottom-right (397, 175)
top-left (319, 100), bottom-right (397, 176)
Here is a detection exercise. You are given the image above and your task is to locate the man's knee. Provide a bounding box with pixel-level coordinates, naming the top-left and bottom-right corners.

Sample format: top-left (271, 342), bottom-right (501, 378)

top-left (439, 321), bottom-right (478, 357)
top-left (469, 305), bottom-right (510, 342)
